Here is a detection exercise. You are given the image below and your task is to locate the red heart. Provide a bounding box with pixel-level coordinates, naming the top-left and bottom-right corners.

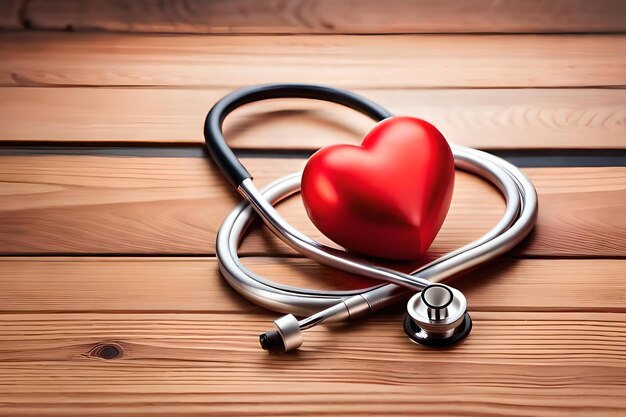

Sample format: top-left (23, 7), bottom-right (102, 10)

top-left (301, 116), bottom-right (455, 260)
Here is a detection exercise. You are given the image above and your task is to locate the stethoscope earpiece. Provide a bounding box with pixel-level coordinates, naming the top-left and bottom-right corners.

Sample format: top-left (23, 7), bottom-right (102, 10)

top-left (403, 284), bottom-right (472, 347)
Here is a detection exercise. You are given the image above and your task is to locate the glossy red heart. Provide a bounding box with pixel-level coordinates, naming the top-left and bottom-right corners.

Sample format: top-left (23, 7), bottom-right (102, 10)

top-left (301, 116), bottom-right (455, 260)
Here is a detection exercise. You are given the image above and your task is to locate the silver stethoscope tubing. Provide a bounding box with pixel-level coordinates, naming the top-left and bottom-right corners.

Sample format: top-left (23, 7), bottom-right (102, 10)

top-left (206, 84), bottom-right (538, 351)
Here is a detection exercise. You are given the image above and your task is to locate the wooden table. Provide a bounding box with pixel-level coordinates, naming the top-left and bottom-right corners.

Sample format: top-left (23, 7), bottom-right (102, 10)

top-left (1, 2), bottom-right (625, 416)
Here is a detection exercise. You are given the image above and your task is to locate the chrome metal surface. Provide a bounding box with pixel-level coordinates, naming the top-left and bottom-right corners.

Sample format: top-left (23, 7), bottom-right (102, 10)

top-left (407, 285), bottom-right (467, 338)
top-left (273, 314), bottom-right (304, 351)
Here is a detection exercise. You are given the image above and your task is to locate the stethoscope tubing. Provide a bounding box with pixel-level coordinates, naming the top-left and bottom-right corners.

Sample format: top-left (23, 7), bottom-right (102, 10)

top-left (206, 83), bottom-right (538, 333)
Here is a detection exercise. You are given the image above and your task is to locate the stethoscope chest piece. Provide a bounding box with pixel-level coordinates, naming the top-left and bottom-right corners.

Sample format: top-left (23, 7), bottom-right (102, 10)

top-left (404, 284), bottom-right (472, 347)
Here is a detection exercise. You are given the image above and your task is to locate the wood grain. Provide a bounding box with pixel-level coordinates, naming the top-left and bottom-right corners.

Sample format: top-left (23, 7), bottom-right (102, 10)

top-left (23, 0), bottom-right (626, 34)
top-left (0, 153), bottom-right (501, 255)
top-left (1, 257), bottom-right (624, 313)
top-left (0, 156), bottom-right (624, 256)
top-left (1, 256), bottom-right (625, 415)
top-left (1, 255), bottom-right (625, 417)
top-left (2, 255), bottom-right (623, 415)
top-left (1, 312), bottom-right (626, 382)
top-left (1, 156), bottom-right (624, 257)
top-left (2, 310), bottom-right (626, 363)
top-left (1, 25), bottom-right (625, 416)
top-left (2, 87), bottom-right (625, 149)
top-left (2, 33), bottom-right (625, 88)
top-left (0, 362), bottom-right (623, 416)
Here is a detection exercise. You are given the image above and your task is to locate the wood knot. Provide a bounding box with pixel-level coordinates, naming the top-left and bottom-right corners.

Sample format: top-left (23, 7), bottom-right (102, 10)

top-left (89, 342), bottom-right (123, 360)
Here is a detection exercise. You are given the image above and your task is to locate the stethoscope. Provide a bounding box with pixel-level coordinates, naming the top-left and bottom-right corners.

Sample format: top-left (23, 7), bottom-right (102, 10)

top-left (205, 84), bottom-right (538, 352)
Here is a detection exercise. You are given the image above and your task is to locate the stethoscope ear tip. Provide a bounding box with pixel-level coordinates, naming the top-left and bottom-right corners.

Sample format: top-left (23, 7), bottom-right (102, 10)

top-left (259, 330), bottom-right (286, 352)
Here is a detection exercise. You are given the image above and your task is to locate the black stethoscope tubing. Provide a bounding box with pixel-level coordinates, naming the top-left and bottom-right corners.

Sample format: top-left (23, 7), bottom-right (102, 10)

top-left (205, 84), bottom-right (392, 187)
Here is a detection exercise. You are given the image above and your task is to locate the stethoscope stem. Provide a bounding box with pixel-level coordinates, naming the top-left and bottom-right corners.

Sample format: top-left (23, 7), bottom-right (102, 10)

top-left (261, 284), bottom-right (410, 352)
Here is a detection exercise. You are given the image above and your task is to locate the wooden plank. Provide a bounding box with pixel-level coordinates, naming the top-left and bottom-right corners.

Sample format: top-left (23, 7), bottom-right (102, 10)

top-left (1, 312), bottom-right (625, 373)
top-left (1, 33), bottom-right (625, 88)
top-left (0, 257), bottom-right (624, 312)
top-left (23, 0), bottom-right (626, 34)
top-left (0, 0), bottom-right (23, 29)
top-left (2, 87), bottom-right (625, 149)
top-left (0, 156), bottom-right (624, 257)
top-left (0, 363), bottom-right (623, 416)
top-left (2, 311), bottom-right (626, 364)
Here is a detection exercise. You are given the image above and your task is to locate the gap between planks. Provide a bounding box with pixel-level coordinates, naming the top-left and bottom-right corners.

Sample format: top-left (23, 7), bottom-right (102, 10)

top-left (1, 146), bottom-right (626, 168)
